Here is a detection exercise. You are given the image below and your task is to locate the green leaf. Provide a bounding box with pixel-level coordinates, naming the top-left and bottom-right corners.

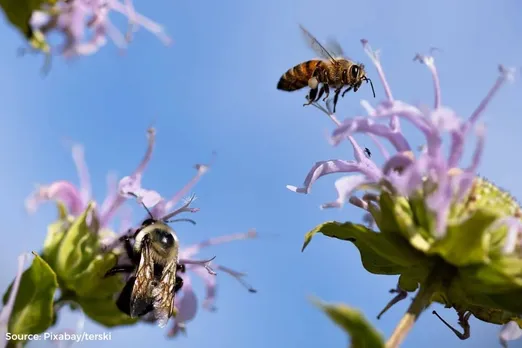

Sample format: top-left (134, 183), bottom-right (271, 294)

top-left (55, 202), bottom-right (98, 281)
top-left (0, 0), bottom-right (48, 38)
top-left (428, 209), bottom-right (497, 266)
top-left (459, 257), bottom-right (522, 293)
top-left (303, 221), bottom-right (429, 276)
top-left (311, 298), bottom-right (385, 348)
top-left (373, 192), bottom-right (402, 235)
top-left (398, 273), bottom-right (420, 292)
top-left (391, 196), bottom-right (432, 252)
top-left (41, 220), bottom-right (68, 270)
top-left (2, 252), bottom-right (58, 337)
top-left (77, 297), bottom-right (139, 328)
top-left (72, 253), bottom-right (125, 299)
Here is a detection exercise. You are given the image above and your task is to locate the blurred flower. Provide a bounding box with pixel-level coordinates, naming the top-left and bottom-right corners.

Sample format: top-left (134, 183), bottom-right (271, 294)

top-left (0, 254), bottom-right (29, 347)
top-left (25, 127), bottom-right (157, 229)
top-left (27, 0), bottom-right (170, 58)
top-left (288, 40), bottom-right (521, 346)
top-left (500, 321), bottom-right (522, 348)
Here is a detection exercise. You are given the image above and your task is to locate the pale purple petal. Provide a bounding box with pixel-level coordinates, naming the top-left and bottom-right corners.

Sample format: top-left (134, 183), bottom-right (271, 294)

top-left (169, 276), bottom-right (197, 337)
top-left (99, 172), bottom-right (118, 216)
top-left (286, 160), bottom-right (374, 194)
top-left (216, 265), bottom-right (257, 293)
top-left (414, 54), bottom-right (441, 109)
top-left (321, 175), bottom-right (371, 209)
top-left (71, 144), bottom-right (92, 206)
top-left (331, 117), bottom-right (411, 152)
top-left (488, 217), bottom-right (522, 254)
top-left (381, 152), bottom-right (414, 176)
top-left (110, 0), bottom-right (172, 45)
top-left (180, 230), bottom-right (257, 259)
top-left (449, 65), bottom-right (513, 166)
top-left (30, 11), bottom-right (51, 28)
top-left (164, 153), bottom-right (215, 212)
top-left (189, 266), bottom-right (217, 311)
top-left (361, 39), bottom-right (394, 102)
top-left (25, 182), bottom-right (84, 215)
top-left (159, 194), bottom-right (200, 221)
top-left (0, 253), bottom-right (29, 347)
top-left (100, 128), bottom-right (156, 225)
top-left (500, 321), bottom-right (522, 348)
top-left (465, 124), bottom-right (485, 174)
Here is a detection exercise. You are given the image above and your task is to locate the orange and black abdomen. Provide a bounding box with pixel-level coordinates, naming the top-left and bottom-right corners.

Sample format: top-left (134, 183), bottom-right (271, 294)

top-left (277, 60), bottom-right (321, 91)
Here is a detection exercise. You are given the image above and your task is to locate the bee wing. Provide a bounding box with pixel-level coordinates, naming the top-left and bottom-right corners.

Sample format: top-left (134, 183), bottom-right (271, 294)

top-left (151, 259), bottom-right (177, 328)
top-left (130, 243), bottom-right (155, 317)
top-left (299, 24), bottom-right (338, 64)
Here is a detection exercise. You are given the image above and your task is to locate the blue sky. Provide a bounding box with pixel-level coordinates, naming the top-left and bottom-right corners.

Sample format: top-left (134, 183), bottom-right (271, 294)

top-left (1, 0), bottom-right (522, 347)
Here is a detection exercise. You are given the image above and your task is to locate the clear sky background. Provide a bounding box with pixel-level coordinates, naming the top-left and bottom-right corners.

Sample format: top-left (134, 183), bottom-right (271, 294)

top-left (1, 0), bottom-right (522, 347)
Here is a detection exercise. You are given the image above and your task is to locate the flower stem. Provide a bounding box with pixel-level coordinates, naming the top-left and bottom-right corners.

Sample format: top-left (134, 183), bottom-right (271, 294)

top-left (385, 263), bottom-right (448, 348)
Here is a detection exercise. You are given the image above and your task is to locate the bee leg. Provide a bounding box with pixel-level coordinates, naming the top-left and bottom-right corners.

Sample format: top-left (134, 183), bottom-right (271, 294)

top-left (119, 234), bottom-right (140, 264)
top-left (342, 86), bottom-right (353, 98)
top-left (331, 88), bottom-right (342, 113)
top-left (174, 276), bottom-right (184, 293)
top-left (321, 84), bottom-right (330, 101)
top-left (104, 264), bottom-right (135, 278)
top-left (303, 88), bottom-right (318, 106)
top-left (177, 264), bottom-right (186, 273)
top-left (313, 85), bottom-right (326, 102)
top-left (353, 81), bottom-right (363, 93)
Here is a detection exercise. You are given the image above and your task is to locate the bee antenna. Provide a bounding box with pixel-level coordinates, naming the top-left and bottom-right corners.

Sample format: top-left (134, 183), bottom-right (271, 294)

top-left (366, 77), bottom-right (376, 98)
top-left (164, 218), bottom-right (197, 225)
top-left (140, 201), bottom-right (155, 220)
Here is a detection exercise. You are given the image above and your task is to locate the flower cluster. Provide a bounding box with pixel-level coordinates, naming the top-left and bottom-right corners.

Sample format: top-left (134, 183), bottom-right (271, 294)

top-left (12, 0), bottom-right (170, 71)
top-left (288, 40), bottom-right (521, 346)
top-left (3, 127), bottom-right (256, 342)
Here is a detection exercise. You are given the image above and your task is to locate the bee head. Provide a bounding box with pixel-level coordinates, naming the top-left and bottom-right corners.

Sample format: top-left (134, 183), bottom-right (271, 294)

top-left (148, 223), bottom-right (178, 258)
top-left (351, 64), bottom-right (364, 81)
top-left (353, 63), bottom-right (376, 98)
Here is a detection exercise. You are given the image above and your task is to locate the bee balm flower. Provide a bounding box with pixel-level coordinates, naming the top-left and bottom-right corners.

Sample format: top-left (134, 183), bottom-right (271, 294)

top-left (24, 0), bottom-right (170, 62)
top-left (288, 40), bottom-right (521, 347)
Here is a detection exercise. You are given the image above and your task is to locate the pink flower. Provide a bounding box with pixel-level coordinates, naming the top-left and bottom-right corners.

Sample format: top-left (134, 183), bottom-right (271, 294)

top-left (28, 0), bottom-right (171, 58)
top-left (25, 127), bottom-right (157, 229)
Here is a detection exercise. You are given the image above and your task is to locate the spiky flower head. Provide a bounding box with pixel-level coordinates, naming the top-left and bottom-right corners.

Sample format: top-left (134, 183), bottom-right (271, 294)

top-left (7, 0), bottom-right (170, 72)
top-left (111, 150), bottom-right (257, 336)
top-left (288, 40), bottom-right (521, 346)
top-left (8, 127), bottom-right (256, 345)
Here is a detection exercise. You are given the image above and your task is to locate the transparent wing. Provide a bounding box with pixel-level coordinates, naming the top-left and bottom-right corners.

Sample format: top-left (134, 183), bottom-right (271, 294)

top-left (299, 24), bottom-right (337, 63)
top-left (130, 245), bottom-right (155, 317)
top-left (325, 38), bottom-right (345, 58)
top-left (151, 259), bottom-right (177, 328)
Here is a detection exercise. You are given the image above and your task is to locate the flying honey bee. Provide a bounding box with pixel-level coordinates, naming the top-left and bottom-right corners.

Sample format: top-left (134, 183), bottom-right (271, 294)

top-left (277, 25), bottom-right (375, 113)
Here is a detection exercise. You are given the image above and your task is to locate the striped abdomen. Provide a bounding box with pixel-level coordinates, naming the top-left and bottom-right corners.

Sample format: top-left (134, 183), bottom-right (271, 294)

top-left (277, 60), bottom-right (321, 91)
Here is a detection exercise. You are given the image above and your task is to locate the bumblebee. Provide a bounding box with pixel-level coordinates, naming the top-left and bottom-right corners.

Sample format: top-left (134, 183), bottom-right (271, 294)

top-left (105, 214), bottom-right (185, 328)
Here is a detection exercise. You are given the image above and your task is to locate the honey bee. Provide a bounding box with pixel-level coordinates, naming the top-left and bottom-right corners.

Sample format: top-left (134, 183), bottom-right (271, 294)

top-left (277, 25), bottom-right (375, 113)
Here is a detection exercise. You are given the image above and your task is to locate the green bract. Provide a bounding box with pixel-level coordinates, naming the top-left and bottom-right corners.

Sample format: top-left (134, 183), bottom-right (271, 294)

top-left (0, 0), bottom-right (51, 47)
top-left (303, 178), bottom-right (522, 329)
top-left (2, 252), bottom-right (57, 343)
top-left (311, 298), bottom-right (385, 348)
top-left (41, 202), bottom-right (138, 327)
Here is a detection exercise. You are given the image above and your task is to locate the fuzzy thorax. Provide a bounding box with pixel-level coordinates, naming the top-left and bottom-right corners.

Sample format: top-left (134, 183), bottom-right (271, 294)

top-left (134, 222), bottom-right (180, 266)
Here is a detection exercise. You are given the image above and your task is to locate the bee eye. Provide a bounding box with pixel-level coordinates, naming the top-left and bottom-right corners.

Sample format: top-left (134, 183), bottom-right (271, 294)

top-left (350, 66), bottom-right (359, 79)
top-left (154, 229), bottom-right (174, 248)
